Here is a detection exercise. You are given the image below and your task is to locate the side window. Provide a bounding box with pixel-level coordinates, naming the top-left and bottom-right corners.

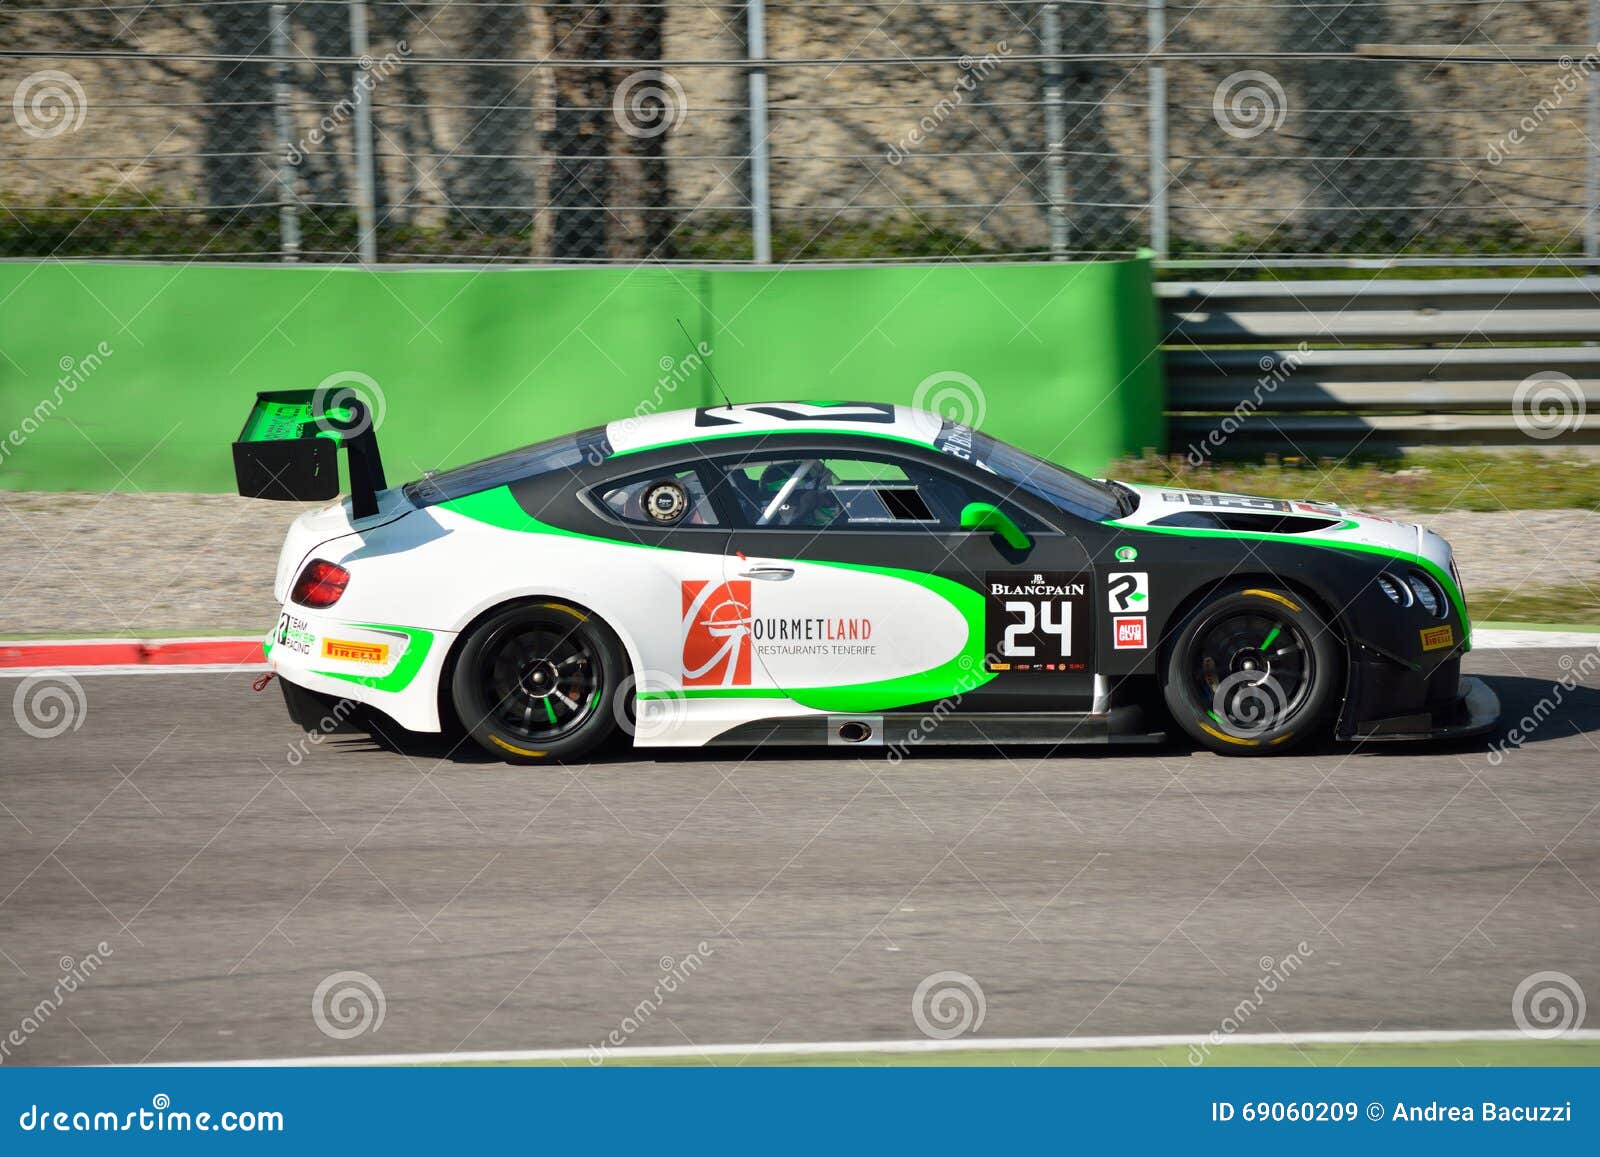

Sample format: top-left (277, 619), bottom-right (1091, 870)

top-left (596, 468), bottom-right (718, 528)
top-left (713, 455), bottom-right (1000, 530)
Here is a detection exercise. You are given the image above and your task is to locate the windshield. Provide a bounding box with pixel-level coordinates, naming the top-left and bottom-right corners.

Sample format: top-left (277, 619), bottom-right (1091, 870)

top-left (934, 422), bottom-right (1124, 522)
top-left (403, 426), bottom-right (610, 507)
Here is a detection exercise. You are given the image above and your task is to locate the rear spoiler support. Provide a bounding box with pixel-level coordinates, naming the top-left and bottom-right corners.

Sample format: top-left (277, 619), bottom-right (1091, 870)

top-left (232, 390), bottom-right (388, 519)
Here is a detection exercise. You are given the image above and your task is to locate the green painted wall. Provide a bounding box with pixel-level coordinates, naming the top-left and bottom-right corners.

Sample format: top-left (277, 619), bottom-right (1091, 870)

top-left (0, 259), bottom-right (1163, 493)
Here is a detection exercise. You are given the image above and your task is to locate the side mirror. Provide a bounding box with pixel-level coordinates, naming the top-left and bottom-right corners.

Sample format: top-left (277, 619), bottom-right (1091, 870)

top-left (960, 502), bottom-right (1031, 551)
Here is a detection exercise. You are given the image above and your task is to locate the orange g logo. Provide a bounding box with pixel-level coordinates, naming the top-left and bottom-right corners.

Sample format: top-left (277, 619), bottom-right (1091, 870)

top-left (681, 580), bottom-right (753, 687)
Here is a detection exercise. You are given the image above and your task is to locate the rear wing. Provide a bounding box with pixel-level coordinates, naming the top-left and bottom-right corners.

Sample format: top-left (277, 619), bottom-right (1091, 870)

top-left (232, 390), bottom-right (388, 518)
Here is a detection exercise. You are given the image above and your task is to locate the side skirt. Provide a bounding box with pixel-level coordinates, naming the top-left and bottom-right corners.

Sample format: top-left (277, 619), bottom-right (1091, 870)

top-left (706, 706), bottom-right (1164, 748)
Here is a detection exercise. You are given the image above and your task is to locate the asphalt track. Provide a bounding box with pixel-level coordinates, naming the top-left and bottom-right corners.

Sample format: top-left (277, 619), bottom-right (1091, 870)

top-left (1, 647), bottom-right (1596, 1065)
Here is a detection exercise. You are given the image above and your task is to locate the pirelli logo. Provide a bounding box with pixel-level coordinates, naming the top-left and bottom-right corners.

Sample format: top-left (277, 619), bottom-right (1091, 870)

top-left (1419, 625), bottom-right (1455, 652)
top-left (321, 638), bottom-right (389, 665)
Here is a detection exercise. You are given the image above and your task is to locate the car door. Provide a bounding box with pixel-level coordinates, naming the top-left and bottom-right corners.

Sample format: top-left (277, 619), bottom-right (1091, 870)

top-left (702, 444), bottom-right (1101, 713)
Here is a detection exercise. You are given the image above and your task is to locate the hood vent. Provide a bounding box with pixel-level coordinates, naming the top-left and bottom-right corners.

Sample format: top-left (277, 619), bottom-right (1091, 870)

top-left (1151, 511), bottom-right (1344, 535)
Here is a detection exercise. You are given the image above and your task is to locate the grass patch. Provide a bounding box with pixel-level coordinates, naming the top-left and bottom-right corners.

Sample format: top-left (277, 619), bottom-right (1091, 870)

top-left (1109, 450), bottom-right (1600, 513)
top-left (1472, 588), bottom-right (1600, 627)
top-left (492, 1039), bottom-right (1600, 1067)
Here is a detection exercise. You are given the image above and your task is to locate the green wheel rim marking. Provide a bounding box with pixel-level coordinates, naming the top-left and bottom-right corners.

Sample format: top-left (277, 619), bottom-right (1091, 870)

top-left (542, 697), bottom-right (558, 725)
top-left (1260, 625), bottom-right (1282, 651)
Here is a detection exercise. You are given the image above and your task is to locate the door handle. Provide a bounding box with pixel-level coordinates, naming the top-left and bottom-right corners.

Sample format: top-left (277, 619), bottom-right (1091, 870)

top-left (741, 566), bottom-right (795, 581)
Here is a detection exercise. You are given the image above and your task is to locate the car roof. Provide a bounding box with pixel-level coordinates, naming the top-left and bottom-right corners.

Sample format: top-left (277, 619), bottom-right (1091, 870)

top-left (605, 402), bottom-right (946, 456)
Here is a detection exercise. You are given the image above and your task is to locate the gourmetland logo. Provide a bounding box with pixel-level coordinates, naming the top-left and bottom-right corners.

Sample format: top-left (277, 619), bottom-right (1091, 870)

top-left (681, 580), bottom-right (753, 686)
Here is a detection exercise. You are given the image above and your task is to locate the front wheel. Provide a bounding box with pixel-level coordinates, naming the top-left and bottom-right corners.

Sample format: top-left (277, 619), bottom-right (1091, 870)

top-left (451, 601), bottom-right (626, 764)
top-left (1161, 585), bottom-right (1342, 756)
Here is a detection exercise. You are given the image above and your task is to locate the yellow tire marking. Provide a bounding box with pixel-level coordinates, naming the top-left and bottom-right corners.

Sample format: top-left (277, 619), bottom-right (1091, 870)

top-left (540, 602), bottom-right (587, 621)
top-left (1269, 732), bottom-right (1295, 745)
top-left (1242, 588), bottom-right (1301, 612)
top-left (1199, 721), bottom-right (1259, 747)
top-left (490, 736), bottom-right (547, 758)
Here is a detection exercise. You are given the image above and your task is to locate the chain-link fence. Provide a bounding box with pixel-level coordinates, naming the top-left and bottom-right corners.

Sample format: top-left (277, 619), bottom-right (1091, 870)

top-left (2, 0), bottom-right (1597, 264)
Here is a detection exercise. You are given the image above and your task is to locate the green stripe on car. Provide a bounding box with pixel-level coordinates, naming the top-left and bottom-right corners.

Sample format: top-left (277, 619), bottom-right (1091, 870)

top-left (310, 624), bottom-right (435, 693)
top-left (1106, 519), bottom-right (1471, 640)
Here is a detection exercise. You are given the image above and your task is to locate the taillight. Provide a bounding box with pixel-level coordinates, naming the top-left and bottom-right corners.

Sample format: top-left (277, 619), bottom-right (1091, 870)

top-left (291, 559), bottom-right (350, 608)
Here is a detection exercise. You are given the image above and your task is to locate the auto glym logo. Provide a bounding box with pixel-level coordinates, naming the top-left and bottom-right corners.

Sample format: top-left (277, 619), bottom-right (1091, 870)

top-left (1113, 616), bottom-right (1147, 649)
top-left (682, 579), bottom-right (754, 686)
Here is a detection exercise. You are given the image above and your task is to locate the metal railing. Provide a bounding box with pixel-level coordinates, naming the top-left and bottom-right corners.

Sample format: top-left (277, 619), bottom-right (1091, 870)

top-left (3, 0), bottom-right (1600, 265)
top-left (1162, 277), bottom-right (1600, 456)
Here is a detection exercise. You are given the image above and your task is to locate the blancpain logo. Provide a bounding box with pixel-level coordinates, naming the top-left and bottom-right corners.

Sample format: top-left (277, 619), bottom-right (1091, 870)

top-left (990, 580), bottom-right (1084, 598)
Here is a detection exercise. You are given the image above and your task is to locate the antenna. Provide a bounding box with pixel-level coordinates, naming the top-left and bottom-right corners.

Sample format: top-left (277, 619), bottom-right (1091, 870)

top-left (677, 318), bottom-right (733, 409)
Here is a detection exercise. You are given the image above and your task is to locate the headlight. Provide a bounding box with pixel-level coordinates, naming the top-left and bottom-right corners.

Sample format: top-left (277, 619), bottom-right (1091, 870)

top-left (1376, 573), bottom-right (1412, 606)
top-left (1408, 571), bottom-right (1444, 617)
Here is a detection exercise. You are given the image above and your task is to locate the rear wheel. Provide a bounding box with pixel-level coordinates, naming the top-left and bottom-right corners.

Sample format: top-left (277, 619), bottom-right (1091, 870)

top-left (451, 601), bottom-right (625, 764)
top-left (1161, 585), bottom-right (1341, 756)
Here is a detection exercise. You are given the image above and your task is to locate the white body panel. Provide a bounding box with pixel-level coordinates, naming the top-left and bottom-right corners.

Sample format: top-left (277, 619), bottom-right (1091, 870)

top-left (265, 490), bottom-right (973, 743)
top-left (1115, 484), bottom-right (1427, 556)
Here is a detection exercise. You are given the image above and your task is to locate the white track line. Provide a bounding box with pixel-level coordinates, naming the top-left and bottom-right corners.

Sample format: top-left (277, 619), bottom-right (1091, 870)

top-left (0, 636), bottom-right (262, 647)
top-left (160, 1028), bottom-right (1600, 1067)
top-left (1474, 629), bottom-right (1600, 650)
top-left (0, 664), bottom-right (268, 677)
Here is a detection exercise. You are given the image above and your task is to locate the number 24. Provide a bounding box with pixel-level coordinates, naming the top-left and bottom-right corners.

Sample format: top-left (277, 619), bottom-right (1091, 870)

top-left (1002, 600), bottom-right (1072, 657)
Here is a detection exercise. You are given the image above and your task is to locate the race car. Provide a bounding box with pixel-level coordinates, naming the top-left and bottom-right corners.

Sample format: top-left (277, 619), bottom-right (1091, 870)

top-left (234, 396), bottom-right (1498, 762)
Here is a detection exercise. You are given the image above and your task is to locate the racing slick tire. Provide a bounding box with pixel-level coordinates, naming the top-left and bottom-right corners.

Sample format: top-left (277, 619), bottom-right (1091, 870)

top-left (1160, 584), bottom-right (1342, 756)
top-left (451, 600), bottom-right (627, 765)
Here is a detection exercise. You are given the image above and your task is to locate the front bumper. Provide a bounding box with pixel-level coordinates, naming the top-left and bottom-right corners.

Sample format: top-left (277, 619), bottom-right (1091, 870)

top-left (1347, 675), bottom-right (1500, 742)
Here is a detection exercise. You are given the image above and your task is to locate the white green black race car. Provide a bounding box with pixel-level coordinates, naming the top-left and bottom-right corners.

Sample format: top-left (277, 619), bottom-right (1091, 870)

top-left (235, 396), bottom-right (1498, 762)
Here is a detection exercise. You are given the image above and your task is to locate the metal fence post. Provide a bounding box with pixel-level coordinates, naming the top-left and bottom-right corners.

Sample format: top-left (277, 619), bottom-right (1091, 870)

top-left (1042, 3), bottom-right (1068, 258)
top-left (1147, 0), bottom-right (1169, 258)
top-left (270, 4), bottom-right (301, 262)
top-left (349, 0), bottom-right (378, 264)
top-left (1588, 0), bottom-right (1599, 258)
top-left (748, 0), bottom-right (773, 264)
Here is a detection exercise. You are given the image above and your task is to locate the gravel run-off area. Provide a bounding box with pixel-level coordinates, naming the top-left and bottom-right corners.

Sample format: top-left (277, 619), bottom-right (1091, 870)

top-left (1, 492), bottom-right (1597, 637)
